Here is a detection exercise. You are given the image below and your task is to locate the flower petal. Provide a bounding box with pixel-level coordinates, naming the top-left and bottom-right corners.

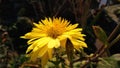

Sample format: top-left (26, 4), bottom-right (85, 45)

top-left (47, 39), bottom-right (60, 48)
top-left (66, 24), bottom-right (79, 30)
top-left (41, 52), bottom-right (49, 67)
top-left (28, 49), bottom-right (40, 61)
top-left (47, 48), bottom-right (53, 59)
top-left (32, 37), bottom-right (51, 52)
top-left (70, 38), bottom-right (87, 49)
top-left (38, 45), bottom-right (48, 57)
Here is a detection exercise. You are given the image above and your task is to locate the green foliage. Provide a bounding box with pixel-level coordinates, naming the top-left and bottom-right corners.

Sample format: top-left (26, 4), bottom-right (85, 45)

top-left (97, 54), bottom-right (120, 68)
top-left (10, 55), bottom-right (28, 68)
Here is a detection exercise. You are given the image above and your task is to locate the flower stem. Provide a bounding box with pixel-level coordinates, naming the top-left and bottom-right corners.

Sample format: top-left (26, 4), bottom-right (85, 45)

top-left (70, 61), bottom-right (73, 68)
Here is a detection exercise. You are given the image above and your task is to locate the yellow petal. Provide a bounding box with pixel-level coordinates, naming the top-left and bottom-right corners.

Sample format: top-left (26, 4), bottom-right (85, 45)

top-left (65, 29), bottom-right (83, 35)
top-left (60, 39), bottom-right (67, 48)
top-left (29, 49), bottom-right (40, 61)
top-left (47, 39), bottom-right (60, 48)
top-left (66, 24), bottom-right (79, 30)
top-left (27, 38), bottom-right (38, 45)
top-left (71, 34), bottom-right (86, 41)
top-left (32, 37), bottom-right (51, 52)
top-left (21, 32), bottom-right (46, 39)
top-left (33, 23), bottom-right (41, 28)
top-left (26, 37), bottom-right (49, 53)
top-left (54, 39), bottom-right (60, 48)
top-left (41, 52), bottom-right (49, 68)
top-left (42, 17), bottom-right (52, 25)
top-left (79, 41), bottom-right (87, 48)
top-left (69, 38), bottom-right (87, 49)
top-left (58, 35), bottom-right (67, 40)
top-left (26, 40), bottom-right (40, 53)
top-left (47, 48), bottom-right (53, 59)
top-left (38, 45), bottom-right (48, 57)
top-left (26, 38), bottom-right (38, 53)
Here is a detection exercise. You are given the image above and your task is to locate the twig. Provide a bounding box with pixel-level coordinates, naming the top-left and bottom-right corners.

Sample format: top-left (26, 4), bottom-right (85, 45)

top-left (81, 45), bottom-right (106, 68)
top-left (54, 0), bottom-right (67, 17)
top-left (70, 61), bottom-right (73, 68)
top-left (108, 34), bottom-right (120, 48)
top-left (107, 23), bottom-right (120, 42)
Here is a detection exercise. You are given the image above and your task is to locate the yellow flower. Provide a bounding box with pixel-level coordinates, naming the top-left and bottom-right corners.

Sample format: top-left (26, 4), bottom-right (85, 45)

top-left (21, 17), bottom-right (87, 67)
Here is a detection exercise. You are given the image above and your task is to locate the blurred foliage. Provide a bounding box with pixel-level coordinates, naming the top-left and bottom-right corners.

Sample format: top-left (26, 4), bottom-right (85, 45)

top-left (0, 0), bottom-right (120, 68)
top-left (97, 54), bottom-right (120, 68)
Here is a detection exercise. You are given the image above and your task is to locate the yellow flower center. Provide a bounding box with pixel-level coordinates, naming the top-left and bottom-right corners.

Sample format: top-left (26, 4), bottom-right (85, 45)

top-left (46, 22), bottom-right (66, 38)
top-left (47, 28), bottom-right (59, 38)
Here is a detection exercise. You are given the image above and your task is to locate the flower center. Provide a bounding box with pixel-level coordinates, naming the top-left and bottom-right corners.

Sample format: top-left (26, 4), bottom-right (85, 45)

top-left (47, 27), bottom-right (61, 38)
top-left (47, 23), bottom-right (66, 38)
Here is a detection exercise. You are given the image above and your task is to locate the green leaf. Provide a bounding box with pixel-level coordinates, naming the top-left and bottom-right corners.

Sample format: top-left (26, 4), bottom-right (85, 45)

top-left (73, 62), bottom-right (81, 68)
top-left (92, 26), bottom-right (108, 45)
top-left (110, 54), bottom-right (120, 61)
top-left (45, 61), bottom-right (55, 68)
